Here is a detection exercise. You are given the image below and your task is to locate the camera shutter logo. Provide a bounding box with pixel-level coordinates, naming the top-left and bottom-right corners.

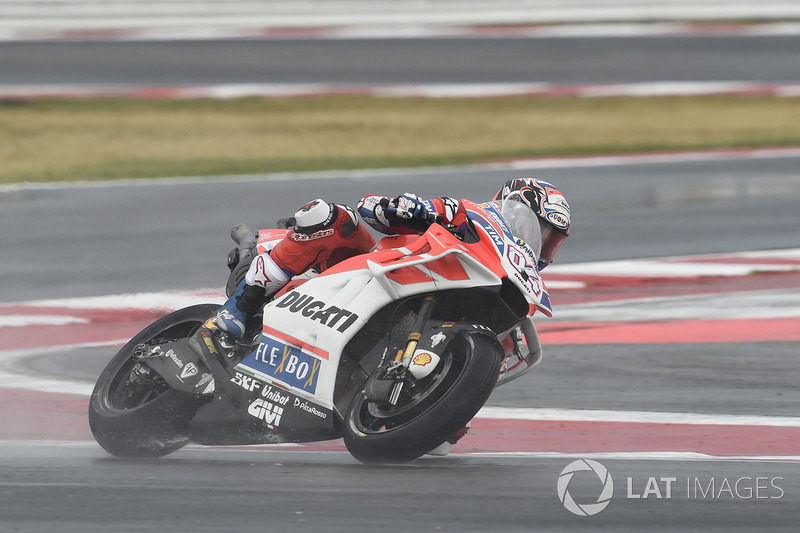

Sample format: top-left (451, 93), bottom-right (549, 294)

top-left (557, 459), bottom-right (614, 516)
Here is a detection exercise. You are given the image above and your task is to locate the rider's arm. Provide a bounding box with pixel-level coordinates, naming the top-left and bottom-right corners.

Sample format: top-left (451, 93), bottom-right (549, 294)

top-left (357, 194), bottom-right (469, 235)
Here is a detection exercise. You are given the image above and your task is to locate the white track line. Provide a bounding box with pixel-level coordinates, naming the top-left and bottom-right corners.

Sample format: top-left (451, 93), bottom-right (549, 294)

top-left (3, 21), bottom-right (800, 42)
top-left (27, 290), bottom-right (224, 310)
top-left (0, 341), bottom-right (125, 396)
top-left (552, 288), bottom-right (800, 322)
top-left (546, 246), bottom-right (800, 278)
top-left (0, 315), bottom-right (89, 327)
top-left (2, 81), bottom-right (800, 100)
top-left (548, 259), bottom-right (800, 278)
top-left (463, 451), bottom-right (800, 462)
top-left (477, 407), bottom-right (800, 427)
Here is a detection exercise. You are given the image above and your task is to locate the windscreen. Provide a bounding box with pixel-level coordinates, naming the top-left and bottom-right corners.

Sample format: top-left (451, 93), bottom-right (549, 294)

top-left (497, 199), bottom-right (543, 260)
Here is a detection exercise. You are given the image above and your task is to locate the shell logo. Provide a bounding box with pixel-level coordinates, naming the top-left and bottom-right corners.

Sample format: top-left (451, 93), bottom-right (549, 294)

top-left (412, 352), bottom-right (433, 366)
top-left (408, 350), bottom-right (440, 379)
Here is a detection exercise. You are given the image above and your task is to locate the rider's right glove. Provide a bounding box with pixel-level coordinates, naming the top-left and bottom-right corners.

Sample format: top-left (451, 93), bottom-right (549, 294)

top-left (392, 193), bottom-right (429, 221)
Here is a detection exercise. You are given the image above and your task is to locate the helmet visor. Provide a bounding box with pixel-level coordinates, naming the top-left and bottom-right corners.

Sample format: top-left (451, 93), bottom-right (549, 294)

top-left (539, 223), bottom-right (568, 266)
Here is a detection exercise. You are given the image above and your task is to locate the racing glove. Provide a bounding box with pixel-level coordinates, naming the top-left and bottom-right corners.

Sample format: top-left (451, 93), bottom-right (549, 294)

top-left (374, 193), bottom-right (435, 231)
top-left (393, 193), bottom-right (429, 221)
top-left (360, 193), bottom-right (441, 234)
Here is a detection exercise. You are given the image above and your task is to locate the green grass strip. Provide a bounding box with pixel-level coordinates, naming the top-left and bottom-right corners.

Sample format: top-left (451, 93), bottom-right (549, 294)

top-left (1, 95), bottom-right (798, 184)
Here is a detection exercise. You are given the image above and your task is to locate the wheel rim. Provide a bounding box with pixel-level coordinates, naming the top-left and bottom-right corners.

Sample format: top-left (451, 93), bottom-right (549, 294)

top-left (350, 337), bottom-right (470, 435)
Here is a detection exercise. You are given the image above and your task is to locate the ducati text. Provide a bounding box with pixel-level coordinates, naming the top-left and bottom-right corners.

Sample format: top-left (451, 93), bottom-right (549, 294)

top-left (275, 291), bottom-right (359, 333)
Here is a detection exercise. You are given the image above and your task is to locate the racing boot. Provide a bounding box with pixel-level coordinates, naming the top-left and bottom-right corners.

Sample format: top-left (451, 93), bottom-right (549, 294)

top-left (215, 252), bottom-right (291, 338)
top-left (215, 279), bottom-right (267, 338)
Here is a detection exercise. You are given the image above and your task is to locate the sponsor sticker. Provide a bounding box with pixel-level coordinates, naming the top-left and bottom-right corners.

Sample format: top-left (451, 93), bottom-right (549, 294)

top-left (546, 210), bottom-right (569, 230)
top-left (247, 398), bottom-right (284, 430)
top-left (430, 332), bottom-right (447, 348)
top-left (408, 349), bottom-right (440, 379)
top-left (466, 210), bottom-right (505, 254)
top-left (180, 362), bottom-right (198, 379)
top-left (199, 329), bottom-right (218, 355)
top-left (245, 334), bottom-right (323, 393)
top-left (290, 228), bottom-right (335, 242)
top-left (165, 349), bottom-right (185, 369)
top-left (293, 398), bottom-right (328, 419)
top-left (411, 352), bottom-right (433, 366)
top-left (274, 291), bottom-right (359, 333)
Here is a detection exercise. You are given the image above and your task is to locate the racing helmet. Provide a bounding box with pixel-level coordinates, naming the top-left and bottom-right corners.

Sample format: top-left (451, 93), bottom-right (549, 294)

top-left (292, 199), bottom-right (338, 234)
top-left (493, 178), bottom-right (571, 269)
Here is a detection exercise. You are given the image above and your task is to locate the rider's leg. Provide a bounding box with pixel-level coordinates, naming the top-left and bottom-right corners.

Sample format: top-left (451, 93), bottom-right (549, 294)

top-left (215, 252), bottom-right (290, 338)
top-left (216, 200), bottom-right (375, 337)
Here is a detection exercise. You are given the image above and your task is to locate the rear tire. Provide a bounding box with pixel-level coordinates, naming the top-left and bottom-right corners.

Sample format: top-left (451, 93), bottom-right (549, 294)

top-left (88, 304), bottom-right (220, 458)
top-left (343, 331), bottom-right (503, 464)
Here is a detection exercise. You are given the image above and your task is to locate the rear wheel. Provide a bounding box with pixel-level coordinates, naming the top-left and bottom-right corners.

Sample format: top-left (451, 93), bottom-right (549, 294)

top-left (343, 331), bottom-right (503, 463)
top-left (88, 304), bottom-right (220, 457)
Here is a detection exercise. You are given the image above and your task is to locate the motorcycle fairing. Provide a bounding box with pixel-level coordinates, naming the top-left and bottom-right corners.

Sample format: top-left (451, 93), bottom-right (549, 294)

top-left (188, 370), bottom-right (337, 445)
top-left (256, 229), bottom-right (290, 255)
top-left (236, 223), bottom-right (500, 410)
top-left (134, 339), bottom-right (215, 395)
top-left (236, 202), bottom-right (553, 417)
top-left (181, 325), bottom-right (340, 445)
top-left (466, 200), bottom-right (552, 317)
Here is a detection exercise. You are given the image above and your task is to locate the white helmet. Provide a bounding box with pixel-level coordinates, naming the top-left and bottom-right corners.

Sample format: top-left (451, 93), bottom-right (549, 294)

top-left (292, 199), bottom-right (337, 234)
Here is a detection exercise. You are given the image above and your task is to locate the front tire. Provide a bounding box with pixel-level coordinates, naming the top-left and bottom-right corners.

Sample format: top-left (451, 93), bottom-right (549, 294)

top-left (88, 304), bottom-right (220, 458)
top-left (343, 331), bottom-right (504, 463)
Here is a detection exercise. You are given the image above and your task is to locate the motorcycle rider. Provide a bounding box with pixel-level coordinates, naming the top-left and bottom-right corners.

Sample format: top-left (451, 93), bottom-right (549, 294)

top-left (215, 178), bottom-right (571, 337)
top-left (213, 178), bottom-right (570, 455)
top-left (214, 200), bottom-right (376, 338)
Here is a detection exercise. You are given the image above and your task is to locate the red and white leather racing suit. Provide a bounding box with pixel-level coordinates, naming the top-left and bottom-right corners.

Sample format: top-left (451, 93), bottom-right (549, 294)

top-left (218, 194), bottom-right (461, 338)
top-left (244, 203), bottom-right (376, 295)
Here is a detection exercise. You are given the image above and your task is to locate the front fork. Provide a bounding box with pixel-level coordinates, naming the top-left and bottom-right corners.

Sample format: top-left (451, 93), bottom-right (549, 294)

top-left (385, 295), bottom-right (439, 405)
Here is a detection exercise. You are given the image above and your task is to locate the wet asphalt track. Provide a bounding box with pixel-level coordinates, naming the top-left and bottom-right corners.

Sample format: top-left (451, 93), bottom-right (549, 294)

top-left (0, 444), bottom-right (797, 533)
top-left (2, 157), bottom-right (800, 532)
top-left (0, 34), bottom-right (799, 86)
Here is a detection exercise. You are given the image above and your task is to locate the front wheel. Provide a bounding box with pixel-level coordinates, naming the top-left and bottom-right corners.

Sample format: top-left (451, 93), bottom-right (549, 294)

top-left (88, 304), bottom-right (220, 458)
top-left (343, 331), bottom-right (504, 463)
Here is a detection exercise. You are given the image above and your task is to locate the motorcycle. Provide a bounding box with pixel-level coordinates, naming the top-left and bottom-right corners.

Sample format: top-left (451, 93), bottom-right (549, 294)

top-left (89, 199), bottom-right (551, 463)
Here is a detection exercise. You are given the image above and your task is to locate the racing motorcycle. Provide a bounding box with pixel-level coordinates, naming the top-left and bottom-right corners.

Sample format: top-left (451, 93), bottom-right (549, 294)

top-left (89, 199), bottom-right (550, 463)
